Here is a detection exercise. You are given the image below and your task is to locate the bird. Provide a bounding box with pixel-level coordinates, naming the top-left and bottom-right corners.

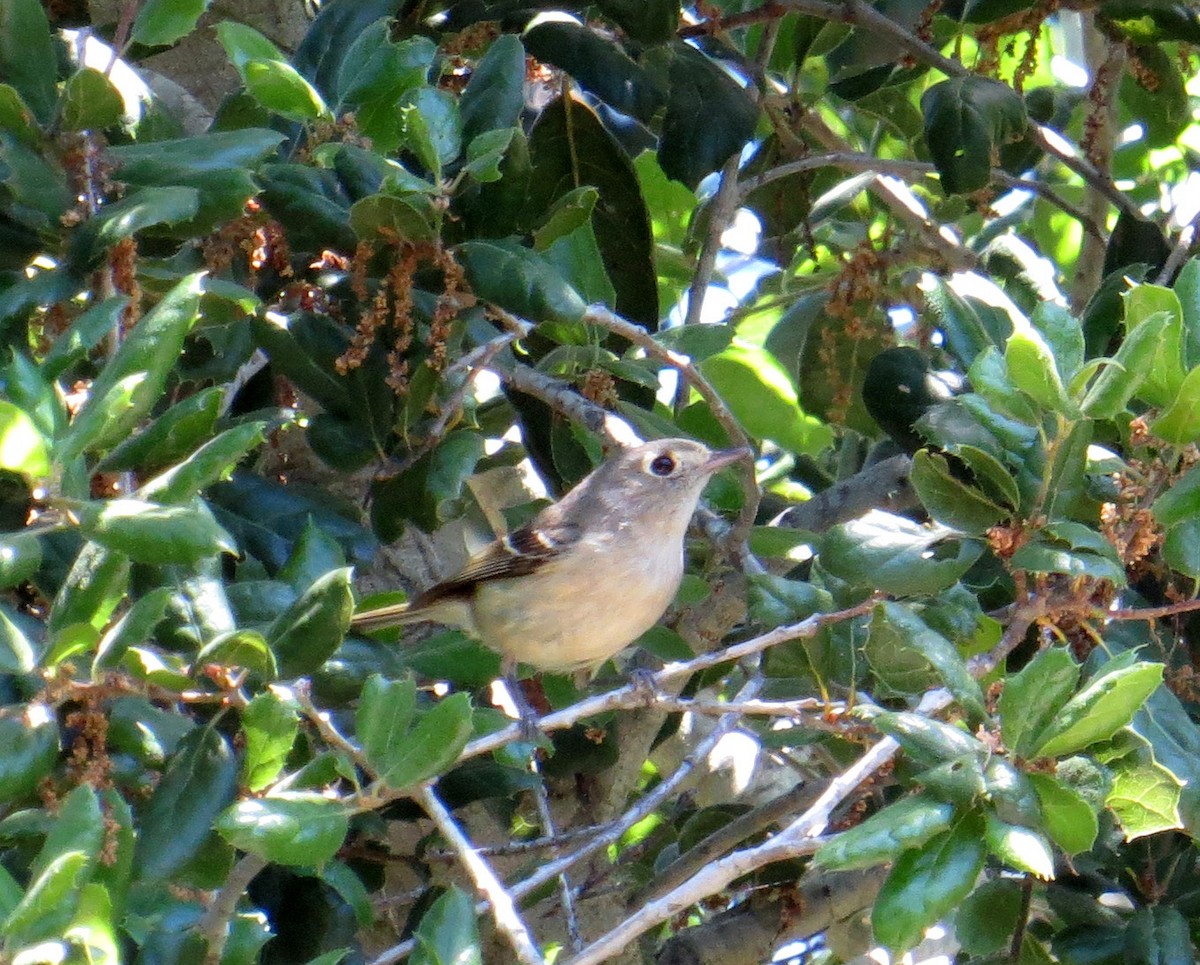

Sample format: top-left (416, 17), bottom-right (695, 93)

top-left (351, 438), bottom-right (749, 682)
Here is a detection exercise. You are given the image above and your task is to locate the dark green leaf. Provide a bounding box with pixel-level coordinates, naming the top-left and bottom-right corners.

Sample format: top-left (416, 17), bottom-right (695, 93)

top-left (0, 709), bottom-right (58, 804)
top-left (0, 0), bottom-right (56, 124)
top-left (268, 567), bottom-right (354, 677)
top-left (99, 386), bottom-right (223, 474)
top-left (458, 239), bottom-right (586, 325)
top-left (41, 297), bottom-right (128, 382)
top-left (135, 726), bottom-right (238, 881)
top-left (241, 691), bottom-right (300, 792)
top-left (138, 422), bottom-right (267, 503)
top-left (957, 878), bottom-right (1023, 955)
top-left (48, 542), bottom-right (130, 634)
top-left (132, 0), bottom-right (212, 47)
top-left (873, 811), bottom-right (987, 952)
top-left (195, 629), bottom-right (277, 679)
top-left (922, 76), bottom-right (1027, 194)
top-left (660, 43), bottom-right (758, 190)
top-left (874, 602), bottom-right (986, 719)
top-left (460, 34), bottom-right (526, 141)
top-left (93, 586), bottom-right (174, 672)
top-left (1124, 907), bottom-right (1193, 965)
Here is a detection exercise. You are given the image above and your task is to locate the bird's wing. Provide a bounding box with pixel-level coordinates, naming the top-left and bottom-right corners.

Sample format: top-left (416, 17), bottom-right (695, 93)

top-left (411, 514), bottom-right (582, 607)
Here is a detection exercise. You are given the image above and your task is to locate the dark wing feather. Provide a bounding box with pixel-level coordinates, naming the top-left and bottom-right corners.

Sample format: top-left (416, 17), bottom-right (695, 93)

top-left (409, 513), bottom-right (582, 608)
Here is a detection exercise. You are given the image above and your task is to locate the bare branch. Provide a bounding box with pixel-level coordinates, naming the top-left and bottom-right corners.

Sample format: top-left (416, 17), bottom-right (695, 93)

top-left (418, 784), bottom-right (545, 965)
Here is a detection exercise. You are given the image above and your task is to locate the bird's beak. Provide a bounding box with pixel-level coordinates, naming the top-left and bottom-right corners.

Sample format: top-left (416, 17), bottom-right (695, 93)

top-left (703, 446), bottom-right (753, 473)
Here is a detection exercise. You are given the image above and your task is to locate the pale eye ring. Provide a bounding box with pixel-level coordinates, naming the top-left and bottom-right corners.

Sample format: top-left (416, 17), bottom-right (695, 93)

top-left (649, 453), bottom-right (677, 476)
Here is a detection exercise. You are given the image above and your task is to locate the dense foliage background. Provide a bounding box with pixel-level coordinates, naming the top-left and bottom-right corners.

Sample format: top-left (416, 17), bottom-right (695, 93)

top-left (2, 0), bottom-right (1200, 962)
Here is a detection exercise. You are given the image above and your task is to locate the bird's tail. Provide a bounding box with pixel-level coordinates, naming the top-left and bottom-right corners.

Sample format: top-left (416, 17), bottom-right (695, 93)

top-left (350, 602), bottom-right (419, 633)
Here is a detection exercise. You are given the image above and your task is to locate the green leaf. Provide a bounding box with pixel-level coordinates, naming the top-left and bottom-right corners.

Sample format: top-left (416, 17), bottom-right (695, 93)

top-left (134, 726), bottom-right (238, 881)
top-left (349, 192), bottom-right (438, 243)
top-left (132, 0), bottom-right (212, 46)
top-left (99, 386), bottom-right (223, 473)
top-left (1000, 646), bottom-right (1080, 757)
top-left (1080, 309), bottom-right (1169, 417)
top-left (820, 513), bottom-right (982, 596)
top-left (411, 886), bottom-right (481, 965)
top-left (1162, 519), bottom-right (1200, 578)
top-left (460, 34), bottom-right (525, 141)
top-left (1, 851), bottom-right (89, 946)
top-left (48, 542), bottom-right (130, 634)
top-left (1106, 756), bottom-right (1182, 840)
top-left (93, 586), bottom-right (174, 672)
top-left (814, 794), bottom-right (955, 870)
top-left (333, 27), bottom-right (433, 154)
top-left (1032, 661), bottom-right (1164, 758)
top-left (244, 59), bottom-right (330, 123)
top-left (1028, 773), bottom-right (1098, 854)
top-left (0, 606), bottom-right (35, 671)
top-left (874, 603), bottom-right (986, 719)
top-left (910, 449), bottom-right (1007, 535)
top-left (873, 811), bottom-right (987, 952)
top-left (357, 674), bottom-right (417, 775)
top-left (1006, 323), bottom-right (1074, 415)
top-left (701, 341), bottom-right (833, 456)
top-left (32, 784), bottom-right (103, 880)
top-left (1044, 420), bottom-right (1093, 521)
top-left (1149, 364), bottom-right (1200, 443)
top-left (268, 567), bottom-right (354, 677)
top-left (217, 793), bottom-right (348, 866)
top-left (921, 76), bottom-right (1027, 194)
top-left (41, 297), bottom-right (128, 382)
top-left (195, 629), bottom-right (277, 679)
top-left (106, 128), bottom-right (287, 176)
top-left (1032, 302), bottom-right (1085, 384)
top-left (0, 0), bottom-right (56, 124)
top-left (985, 814), bottom-right (1054, 878)
top-left (69, 187), bottom-right (201, 268)
top-left (279, 518), bottom-right (347, 595)
top-left (61, 273), bottom-right (205, 459)
top-left (370, 689), bottom-right (473, 789)
top-left (60, 68), bottom-right (125, 131)
top-left (874, 711), bottom-right (986, 767)
top-left (399, 86), bottom-right (461, 176)
top-left (1123, 285), bottom-right (1185, 407)
top-left (77, 498), bottom-right (238, 566)
top-left (458, 240), bottom-right (586, 325)
top-left (216, 20), bottom-right (285, 70)
top-left (956, 878), bottom-right (1024, 955)
top-left (137, 422), bottom-right (267, 503)
top-left (0, 708), bottom-right (58, 804)
top-left (0, 399), bottom-right (48, 479)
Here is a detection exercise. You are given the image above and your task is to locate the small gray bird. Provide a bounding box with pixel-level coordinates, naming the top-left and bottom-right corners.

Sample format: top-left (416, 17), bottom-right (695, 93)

top-left (351, 438), bottom-right (748, 678)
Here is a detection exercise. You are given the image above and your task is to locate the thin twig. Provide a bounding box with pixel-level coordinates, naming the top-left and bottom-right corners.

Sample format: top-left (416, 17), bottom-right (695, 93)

top-left (452, 599), bottom-right (878, 765)
top-left (529, 755), bottom-right (584, 952)
top-left (582, 303), bottom-right (761, 538)
top-left (1156, 208), bottom-right (1200, 285)
top-left (562, 691), bottom-right (952, 965)
top-left (198, 854), bottom-right (268, 965)
top-left (418, 784), bottom-right (545, 965)
top-left (370, 677), bottom-right (767, 965)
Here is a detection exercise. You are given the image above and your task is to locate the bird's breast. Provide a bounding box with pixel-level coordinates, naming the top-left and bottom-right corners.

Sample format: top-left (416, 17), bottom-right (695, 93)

top-left (472, 537), bottom-right (684, 673)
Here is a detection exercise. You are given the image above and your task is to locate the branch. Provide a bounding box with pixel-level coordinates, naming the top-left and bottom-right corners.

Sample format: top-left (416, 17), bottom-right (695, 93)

top-left (451, 599), bottom-right (878, 765)
top-left (199, 854), bottom-right (268, 965)
top-left (417, 784), bottom-right (545, 965)
top-left (582, 303), bottom-right (761, 538)
top-left (369, 677), bottom-right (767, 965)
top-left (562, 691), bottom-right (949, 965)
top-left (494, 359), bottom-right (640, 449)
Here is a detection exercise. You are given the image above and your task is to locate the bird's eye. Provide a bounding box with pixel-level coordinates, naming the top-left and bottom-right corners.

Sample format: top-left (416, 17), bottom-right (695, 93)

top-left (649, 453), bottom-right (677, 476)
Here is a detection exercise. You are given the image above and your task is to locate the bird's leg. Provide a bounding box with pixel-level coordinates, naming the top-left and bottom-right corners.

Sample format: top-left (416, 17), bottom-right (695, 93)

top-left (500, 666), bottom-right (543, 743)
